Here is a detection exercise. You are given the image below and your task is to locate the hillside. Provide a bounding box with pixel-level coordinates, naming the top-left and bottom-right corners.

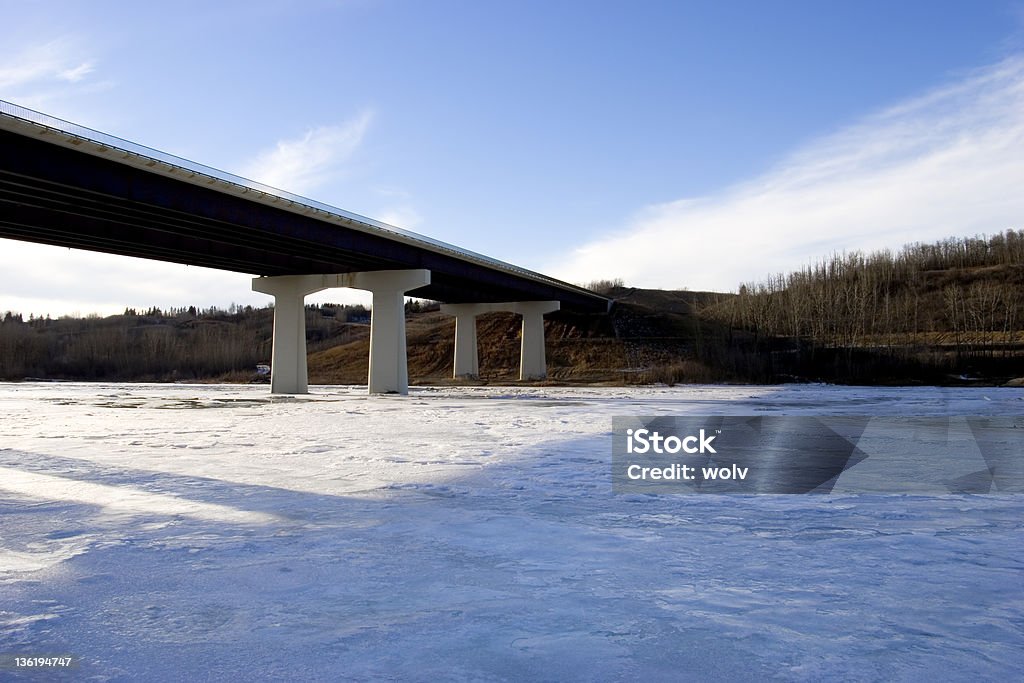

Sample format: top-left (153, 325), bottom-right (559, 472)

top-left (700, 230), bottom-right (1024, 385)
top-left (5, 231), bottom-right (1024, 386)
top-left (0, 290), bottom-right (728, 386)
top-left (305, 289), bottom-right (731, 386)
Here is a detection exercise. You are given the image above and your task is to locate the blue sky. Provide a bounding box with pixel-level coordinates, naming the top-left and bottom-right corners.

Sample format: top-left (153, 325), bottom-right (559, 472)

top-left (2, 0), bottom-right (1024, 315)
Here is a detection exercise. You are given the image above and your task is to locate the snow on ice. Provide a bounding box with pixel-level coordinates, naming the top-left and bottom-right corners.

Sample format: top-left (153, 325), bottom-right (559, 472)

top-left (0, 383), bottom-right (1022, 681)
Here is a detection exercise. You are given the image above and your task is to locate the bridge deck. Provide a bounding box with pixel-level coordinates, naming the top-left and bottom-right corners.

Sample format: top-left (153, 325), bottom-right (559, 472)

top-left (0, 102), bottom-right (608, 313)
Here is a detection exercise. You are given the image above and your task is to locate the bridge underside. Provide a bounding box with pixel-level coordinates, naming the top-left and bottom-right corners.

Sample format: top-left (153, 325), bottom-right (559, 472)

top-left (0, 129), bottom-right (605, 313)
top-left (0, 116), bottom-right (608, 394)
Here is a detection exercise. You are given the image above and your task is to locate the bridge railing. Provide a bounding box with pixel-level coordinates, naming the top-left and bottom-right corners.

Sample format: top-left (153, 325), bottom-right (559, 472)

top-left (0, 99), bottom-right (604, 301)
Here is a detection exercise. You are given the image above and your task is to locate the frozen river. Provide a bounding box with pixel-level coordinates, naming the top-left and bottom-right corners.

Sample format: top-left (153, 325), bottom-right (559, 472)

top-left (1, 383), bottom-right (1022, 681)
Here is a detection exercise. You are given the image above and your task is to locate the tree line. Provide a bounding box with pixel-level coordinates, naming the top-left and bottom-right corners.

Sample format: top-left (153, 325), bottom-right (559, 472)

top-left (0, 303), bottom-right (373, 381)
top-left (698, 229), bottom-right (1024, 382)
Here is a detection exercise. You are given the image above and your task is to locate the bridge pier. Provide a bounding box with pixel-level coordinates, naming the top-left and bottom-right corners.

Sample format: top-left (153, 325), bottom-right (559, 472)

top-left (440, 301), bottom-right (559, 380)
top-left (441, 304), bottom-right (482, 378)
top-left (253, 269), bottom-right (430, 395)
top-left (517, 301), bottom-right (561, 379)
top-left (358, 270), bottom-right (432, 394)
top-left (252, 275), bottom-right (327, 394)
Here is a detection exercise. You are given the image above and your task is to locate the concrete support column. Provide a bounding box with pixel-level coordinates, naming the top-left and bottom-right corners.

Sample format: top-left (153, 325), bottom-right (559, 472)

top-left (517, 301), bottom-right (560, 380)
top-left (439, 304), bottom-right (481, 378)
top-left (353, 269), bottom-right (431, 394)
top-left (253, 269), bottom-right (430, 395)
top-left (251, 275), bottom-right (331, 394)
top-left (440, 300), bottom-right (559, 381)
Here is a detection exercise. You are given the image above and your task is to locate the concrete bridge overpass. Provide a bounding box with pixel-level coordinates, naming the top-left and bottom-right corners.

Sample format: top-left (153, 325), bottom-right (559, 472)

top-left (0, 100), bottom-right (608, 394)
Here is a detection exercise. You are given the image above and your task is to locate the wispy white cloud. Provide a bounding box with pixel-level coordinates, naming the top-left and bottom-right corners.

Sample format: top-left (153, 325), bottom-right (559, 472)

top-left (58, 61), bottom-right (95, 83)
top-left (0, 39), bottom-right (95, 90)
top-left (238, 111), bottom-right (374, 195)
top-left (554, 56), bottom-right (1024, 292)
top-left (0, 38), bottom-right (109, 118)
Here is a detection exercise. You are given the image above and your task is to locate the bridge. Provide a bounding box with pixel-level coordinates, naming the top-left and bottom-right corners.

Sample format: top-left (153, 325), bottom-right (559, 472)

top-left (0, 100), bottom-right (608, 394)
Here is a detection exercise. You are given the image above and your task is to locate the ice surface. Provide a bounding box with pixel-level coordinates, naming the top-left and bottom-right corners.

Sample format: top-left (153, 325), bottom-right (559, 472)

top-left (0, 383), bottom-right (1022, 681)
